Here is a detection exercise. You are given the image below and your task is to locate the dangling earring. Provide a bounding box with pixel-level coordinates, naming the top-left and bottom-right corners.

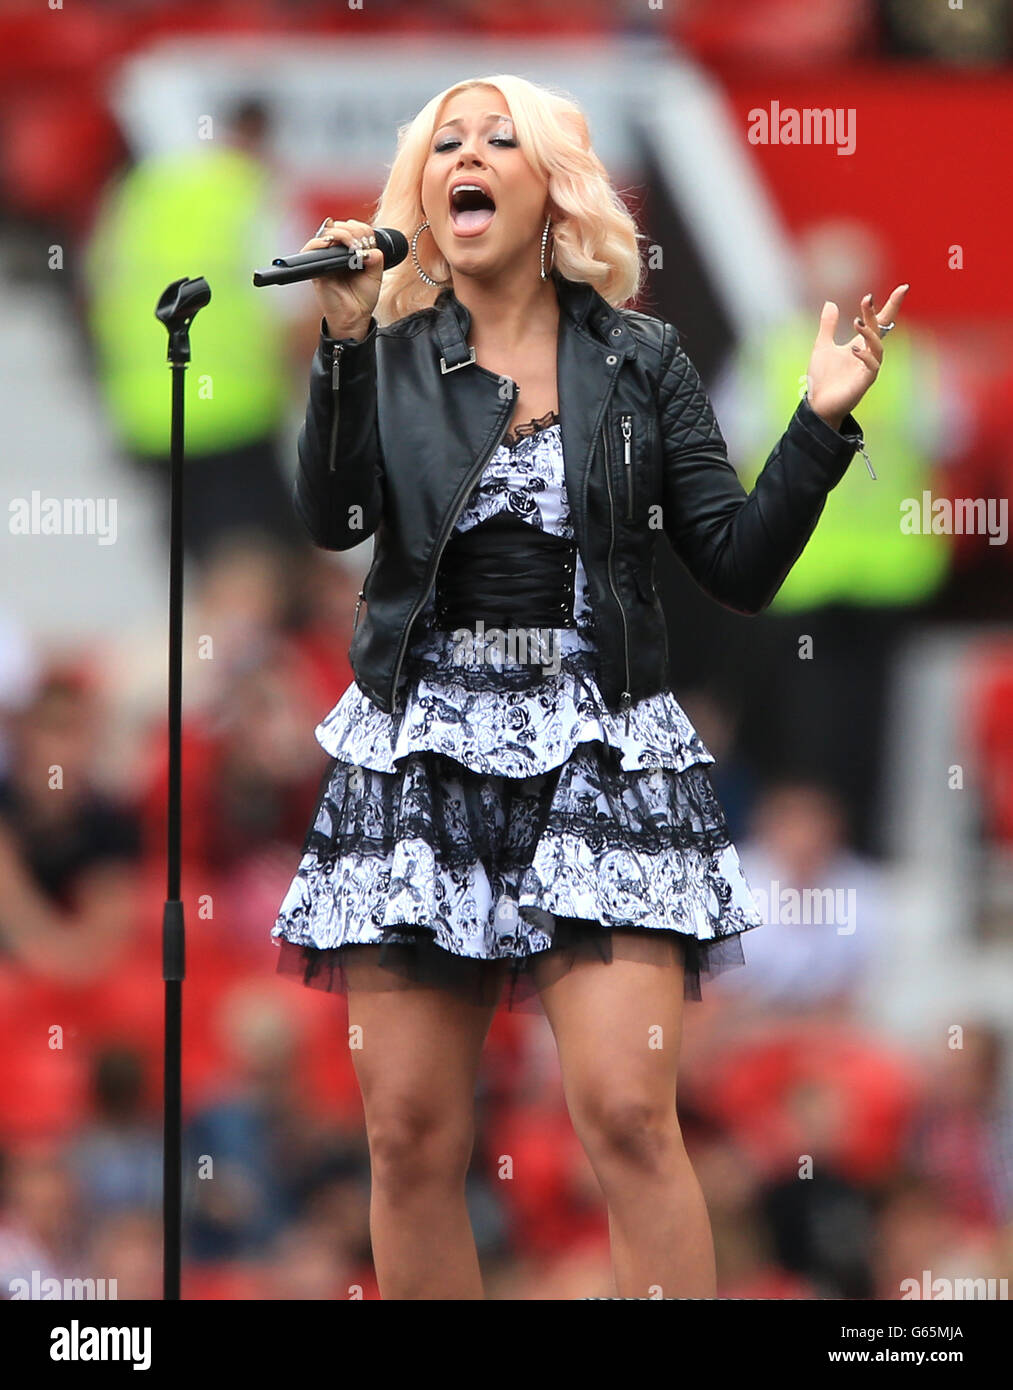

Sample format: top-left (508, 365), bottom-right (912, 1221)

top-left (411, 220), bottom-right (450, 288)
top-left (540, 215), bottom-right (555, 281)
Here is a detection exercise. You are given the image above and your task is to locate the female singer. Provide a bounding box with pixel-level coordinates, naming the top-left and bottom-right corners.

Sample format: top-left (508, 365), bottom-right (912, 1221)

top-left (272, 73), bottom-right (907, 1299)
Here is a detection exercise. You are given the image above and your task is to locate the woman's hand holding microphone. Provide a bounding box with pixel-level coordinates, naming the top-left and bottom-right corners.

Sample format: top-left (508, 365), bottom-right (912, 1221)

top-left (300, 218), bottom-right (385, 342)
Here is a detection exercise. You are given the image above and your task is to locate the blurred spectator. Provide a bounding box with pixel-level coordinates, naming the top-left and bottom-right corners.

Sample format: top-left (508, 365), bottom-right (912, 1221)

top-left (873, 1170), bottom-right (1008, 1300)
top-left (182, 981), bottom-right (369, 1262)
top-left (136, 645), bottom-right (325, 926)
top-left (0, 1146), bottom-right (86, 1297)
top-left (278, 1146), bottom-right (376, 1296)
top-left (693, 1018), bottom-right (920, 1189)
top-left (0, 5), bottom-right (129, 265)
top-left (82, 96), bottom-right (307, 565)
top-left (709, 219), bottom-right (968, 856)
top-left (82, 1208), bottom-right (162, 1301)
top-left (718, 220), bottom-right (961, 612)
top-left (93, 529), bottom-right (304, 798)
top-left (112, 537), bottom-right (345, 981)
top-left (692, 1129), bottom-right (820, 1298)
top-left (879, 0), bottom-right (1013, 64)
top-left (902, 1023), bottom-right (1013, 1229)
top-left (713, 779), bottom-right (888, 1013)
top-left (0, 663), bottom-right (142, 983)
top-left (757, 1074), bottom-right (878, 1299)
top-left (65, 1046), bottom-right (161, 1219)
top-left (257, 1220), bottom-right (361, 1300)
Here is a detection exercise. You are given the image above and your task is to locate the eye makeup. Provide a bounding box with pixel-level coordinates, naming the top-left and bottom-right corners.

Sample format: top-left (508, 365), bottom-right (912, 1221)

top-left (434, 134), bottom-right (517, 152)
top-left (432, 113), bottom-right (517, 152)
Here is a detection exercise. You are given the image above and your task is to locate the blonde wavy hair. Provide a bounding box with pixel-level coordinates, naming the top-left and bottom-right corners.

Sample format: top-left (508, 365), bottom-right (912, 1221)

top-left (370, 74), bottom-right (645, 327)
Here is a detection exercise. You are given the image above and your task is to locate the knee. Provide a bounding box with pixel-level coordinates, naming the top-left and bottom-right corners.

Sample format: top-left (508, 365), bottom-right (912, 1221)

top-left (366, 1100), bottom-right (474, 1191)
top-left (576, 1094), bottom-right (683, 1173)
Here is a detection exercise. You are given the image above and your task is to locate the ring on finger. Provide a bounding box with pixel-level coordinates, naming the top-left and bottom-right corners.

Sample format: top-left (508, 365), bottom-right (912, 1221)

top-left (878, 321), bottom-right (895, 336)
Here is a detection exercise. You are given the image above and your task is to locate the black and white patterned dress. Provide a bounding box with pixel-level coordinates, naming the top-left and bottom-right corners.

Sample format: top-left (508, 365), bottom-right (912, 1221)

top-left (272, 411), bottom-right (764, 1010)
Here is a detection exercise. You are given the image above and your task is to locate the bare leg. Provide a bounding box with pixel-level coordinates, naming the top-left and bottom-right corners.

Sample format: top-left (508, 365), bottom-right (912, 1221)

top-left (535, 933), bottom-right (717, 1298)
top-left (347, 974), bottom-right (498, 1299)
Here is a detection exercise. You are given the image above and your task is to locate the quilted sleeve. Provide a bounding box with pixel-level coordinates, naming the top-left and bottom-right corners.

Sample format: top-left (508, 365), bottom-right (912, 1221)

top-left (656, 322), bottom-right (862, 615)
top-left (293, 316), bottom-right (385, 551)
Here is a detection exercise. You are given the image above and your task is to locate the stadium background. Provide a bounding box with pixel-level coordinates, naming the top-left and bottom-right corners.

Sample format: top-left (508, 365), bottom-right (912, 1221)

top-left (0, 0), bottom-right (1010, 1300)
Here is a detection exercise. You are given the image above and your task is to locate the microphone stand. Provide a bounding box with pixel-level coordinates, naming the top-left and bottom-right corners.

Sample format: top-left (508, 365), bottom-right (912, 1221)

top-left (154, 277), bottom-right (211, 1301)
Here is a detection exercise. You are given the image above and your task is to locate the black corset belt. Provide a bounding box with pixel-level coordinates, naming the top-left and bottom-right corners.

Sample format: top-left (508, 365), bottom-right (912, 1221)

top-left (434, 512), bottom-right (577, 631)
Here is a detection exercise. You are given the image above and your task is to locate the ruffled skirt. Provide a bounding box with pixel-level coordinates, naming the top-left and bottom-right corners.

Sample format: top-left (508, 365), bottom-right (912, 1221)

top-left (272, 738), bottom-right (764, 1013)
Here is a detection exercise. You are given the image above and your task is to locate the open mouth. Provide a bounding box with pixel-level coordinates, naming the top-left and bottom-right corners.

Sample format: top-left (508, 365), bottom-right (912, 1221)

top-left (449, 183), bottom-right (496, 235)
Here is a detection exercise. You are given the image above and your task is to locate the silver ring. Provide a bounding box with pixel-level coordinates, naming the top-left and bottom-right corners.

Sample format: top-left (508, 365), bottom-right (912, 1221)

top-left (315, 218), bottom-right (333, 238)
top-left (878, 321), bottom-right (895, 337)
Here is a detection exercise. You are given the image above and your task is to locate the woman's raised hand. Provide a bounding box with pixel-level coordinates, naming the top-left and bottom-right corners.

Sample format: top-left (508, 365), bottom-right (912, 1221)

top-left (806, 284), bottom-right (910, 430)
top-left (299, 218), bottom-right (385, 340)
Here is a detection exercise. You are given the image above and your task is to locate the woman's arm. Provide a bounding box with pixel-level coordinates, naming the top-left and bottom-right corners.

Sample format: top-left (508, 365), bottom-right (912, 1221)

top-left (0, 824), bottom-right (139, 983)
top-left (293, 316), bottom-right (385, 551)
top-left (656, 322), bottom-right (861, 615)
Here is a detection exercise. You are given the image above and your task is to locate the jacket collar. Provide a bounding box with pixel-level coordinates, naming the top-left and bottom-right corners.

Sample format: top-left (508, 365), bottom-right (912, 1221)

top-left (432, 267), bottom-right (637, 370)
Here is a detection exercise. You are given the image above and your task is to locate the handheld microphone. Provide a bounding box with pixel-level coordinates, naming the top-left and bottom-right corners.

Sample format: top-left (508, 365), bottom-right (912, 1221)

top-left (253, 227), bottom-right (408, 287)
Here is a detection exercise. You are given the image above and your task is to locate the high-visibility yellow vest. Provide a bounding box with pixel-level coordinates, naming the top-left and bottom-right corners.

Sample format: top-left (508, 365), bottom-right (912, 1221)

top-left (85, 145), bottom-right (288, 456)
top-left (733, 317), bottom-right (951, 610)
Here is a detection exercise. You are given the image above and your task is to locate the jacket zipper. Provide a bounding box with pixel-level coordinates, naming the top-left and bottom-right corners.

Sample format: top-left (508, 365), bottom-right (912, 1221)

top-left (621, 414), bottom-right (634, 521)
top-left (828, 410), bottom-right (874, 479)
top-left (846, 429), bottom-right (876, 479)
top-left (602, 417), bottom-right (633, 734)
top-left (329, 343), bottom-right (370, 633)
top-left (327, 344), bottom-right (343, 474)
top-left (387, 381), bottom-right (517, 711)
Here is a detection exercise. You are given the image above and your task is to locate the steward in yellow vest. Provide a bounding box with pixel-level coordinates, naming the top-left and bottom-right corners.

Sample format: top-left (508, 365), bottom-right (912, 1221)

top-left (725, 314), bottom-right (952, 612)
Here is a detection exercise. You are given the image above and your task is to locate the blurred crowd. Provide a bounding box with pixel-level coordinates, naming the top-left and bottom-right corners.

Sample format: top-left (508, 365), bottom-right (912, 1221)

top-left (1, 0), bottom-right (1011, 1301)
top-left (2, 0), bottom-right (1010, 265)
top-left (0, 610), bottom-right (1009, 1297)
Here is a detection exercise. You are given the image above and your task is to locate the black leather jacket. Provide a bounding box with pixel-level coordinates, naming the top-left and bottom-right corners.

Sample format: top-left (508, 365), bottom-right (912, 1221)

top-left (294, 267), bottom-right (863, 717)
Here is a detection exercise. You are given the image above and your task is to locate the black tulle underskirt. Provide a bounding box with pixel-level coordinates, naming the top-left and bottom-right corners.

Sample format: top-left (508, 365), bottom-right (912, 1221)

top-left (274, 918), bottom-right (747, 1015)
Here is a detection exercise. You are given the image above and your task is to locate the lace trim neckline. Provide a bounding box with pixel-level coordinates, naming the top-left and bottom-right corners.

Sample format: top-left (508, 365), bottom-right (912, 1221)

top-left (502, 409), bottom-right (560, 449)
